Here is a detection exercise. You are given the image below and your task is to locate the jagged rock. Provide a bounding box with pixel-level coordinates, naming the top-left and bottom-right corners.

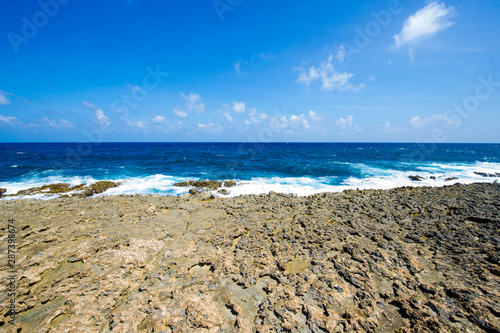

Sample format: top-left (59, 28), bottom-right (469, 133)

top-left (224, 180), bottom-right (236, 187)
top-left (0, 188), bottom-right (6, 197)
top-left (408, 175), bottom-right (424, 181)
top-left (174, 180), bottom-right (238, 193)
top-left (1, 183), bottom-right (499, 332)
top-left (81, 181), bottom-right (121, 196)
top-left (475, 172), bottom-right (499, 178)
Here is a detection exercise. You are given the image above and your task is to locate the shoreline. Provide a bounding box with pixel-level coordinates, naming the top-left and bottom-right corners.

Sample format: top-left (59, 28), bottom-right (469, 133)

top-left (1, 182), bottom-right (499, 332)
top-left (0, 175), bottom-right (499, 201)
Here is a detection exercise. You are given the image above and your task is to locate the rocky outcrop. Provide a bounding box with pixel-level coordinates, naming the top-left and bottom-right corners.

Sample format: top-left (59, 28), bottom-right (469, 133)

top-left (475, 172), bottom-right (500, 178)
top-left (174, 179), bottom-right (237, 195)
top-left (0, 183), bottom-right (499, 332)
top-left (3, 181), bottom-right (121, 198)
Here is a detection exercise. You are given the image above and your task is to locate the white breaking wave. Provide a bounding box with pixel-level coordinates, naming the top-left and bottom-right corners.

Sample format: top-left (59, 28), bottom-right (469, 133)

top-left (1, 162), bottom-right (499, 199)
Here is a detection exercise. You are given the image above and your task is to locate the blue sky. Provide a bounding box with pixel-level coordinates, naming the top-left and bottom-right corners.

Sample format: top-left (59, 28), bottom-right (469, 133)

top-left (0, 0), bottom-right (499, 142)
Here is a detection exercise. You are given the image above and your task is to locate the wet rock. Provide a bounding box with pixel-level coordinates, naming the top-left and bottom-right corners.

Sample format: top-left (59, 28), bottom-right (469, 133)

top-left (408, 175), bottom-right (424, 181)
top-left (224, 180), bottom-right (237, 187)
top-left (81, 181), bottom-right (121, 196)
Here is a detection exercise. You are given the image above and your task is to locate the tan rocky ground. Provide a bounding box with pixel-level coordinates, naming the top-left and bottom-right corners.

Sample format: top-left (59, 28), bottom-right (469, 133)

top-left (0, 183), bottom-right (499, 332)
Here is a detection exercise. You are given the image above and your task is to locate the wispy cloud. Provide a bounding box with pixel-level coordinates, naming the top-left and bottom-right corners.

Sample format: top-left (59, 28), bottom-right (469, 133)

top-left (410, 113), bottom-right (459, 128)
top-left (308, 110), bottom-right (321, 121)
top-left (394, 1), bottom-right (456, 48)
top-left (296, 55), bottom-right (365, 92)
top-left (335, 45), bottom-right (346, 63)
top-left (335, 115), bottom-right (353, 128)
top-left (197, 122), bottom-right (223, 133)
top-left (216, 107), bottom-right (234, 123)
top-left (233, 53), bottom-right (273, 73)
top-left (0, 92), bottom-right (11, 105)
top-left (0, 115), bottom-right (20, 126)
top-left (408, 48), bottom-right (415, 62)
top-left (173, 93), bottom-right (205, 118)
top-left (82, 101), bottom-right (112, 127)
top-left (267, 114), bottom-right (310, 132)
top-left (96, 109), bottom-right (111, 127)
top-left (125, 119), bottom-right (149, 130)
top-left (82, 101), bottom-right (97, 109)
top-left (40, 117), bottom-right (76, 130)
top-left (334, 115), bottom-right (361, 133)
top-left (234, 61), bottom-right (241, 73)
top-left (0, 89), bottom-right (29, 105)
top-left (381, 121), bottom-right (407, 134)
top-left (244, 108), bottom-right (268, 125)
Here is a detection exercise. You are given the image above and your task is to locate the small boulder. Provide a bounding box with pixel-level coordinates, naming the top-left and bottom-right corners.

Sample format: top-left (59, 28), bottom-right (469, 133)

top-left (409, 175), bottom-right (424, 181)
top-left (445, 177), bottom-right (459, 181)
top-left (0, 188), bottom-right (6, 197)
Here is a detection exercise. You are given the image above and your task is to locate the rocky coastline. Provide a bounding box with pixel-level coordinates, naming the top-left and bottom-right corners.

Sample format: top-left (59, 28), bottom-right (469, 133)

top-left (0, 183), bottom-right (499, 332)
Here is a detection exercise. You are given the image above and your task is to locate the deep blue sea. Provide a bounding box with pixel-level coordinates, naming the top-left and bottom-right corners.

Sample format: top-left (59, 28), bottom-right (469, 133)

top-left (1, 142), bottom-right (500, 198)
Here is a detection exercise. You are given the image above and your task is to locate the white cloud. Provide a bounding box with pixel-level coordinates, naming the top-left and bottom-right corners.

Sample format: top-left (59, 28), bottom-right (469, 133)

top-left (409, 48), bottom-right (415, 62)
top-left (335, 45), bottom-right (345, 63)
top-left (410, 116), bottom-right (426, 127)
top-left (335, 115), bottom-right (354, 128)
top-left (382, 121), bottom-right (407, 134)
top-left (296, 55), bottom-right (365, 92)
top-left (410, 113), bottom-right (459, 128)
top-left (83, 101), bottom-right (111, 127)
top-left (269, 114), bottom-right (310, 131)
top-left (234, 61), bottom-right (241, 73)
top-left (173, 109), bottom-right (188, 118)
top-left (58, 119), bottom-right (76, 128)
top-left (308, 110), bottom-right (321, 121)
top-left (96, 109), bottom-right (111, 127)
top-left (152, 115), bottom-right (165, 124)
top-left (82, 101), bottom-right (97, 109)
top-left (222, 112), bottom-right (233, 123)
top-left (246, 108), bottom-right (269, 125)
top-left (0, 115), bottom-right (20, 126)
top-left (0, 92), bottom-right (11, 105)
top-left (197, 122), bottom-right (223, 133)
top-left (174, 92), bottom-right (205, 117)
top-left (39, 117), bottom-right (75, 129)
top-left (234, 53), bottom-right (273, 73)
top-left (394, 1), bottom-right (456, 48)
top-left (182, 93), bottom-right (205, 113)
top-left (125, 119), bottom-right (149, 129)
top-left (232, 102), bottom-right (245, 114)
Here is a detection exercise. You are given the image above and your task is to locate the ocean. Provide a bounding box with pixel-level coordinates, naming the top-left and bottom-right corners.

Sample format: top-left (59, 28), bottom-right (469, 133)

top-left (1, 142), bottom-right (499, 199)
